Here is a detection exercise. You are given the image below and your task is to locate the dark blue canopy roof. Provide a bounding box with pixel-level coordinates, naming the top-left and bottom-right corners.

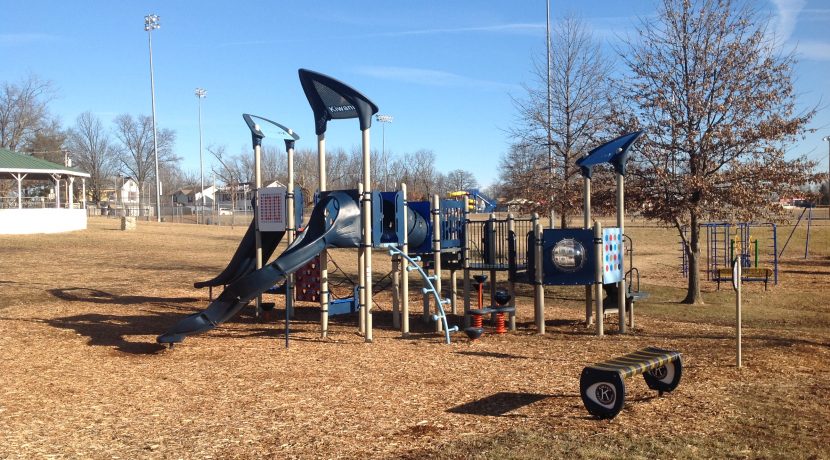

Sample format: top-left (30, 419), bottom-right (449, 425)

top-left (575, 131), bottom-right (643, 178)
top-left (298, 69), bottom-right (379, 135)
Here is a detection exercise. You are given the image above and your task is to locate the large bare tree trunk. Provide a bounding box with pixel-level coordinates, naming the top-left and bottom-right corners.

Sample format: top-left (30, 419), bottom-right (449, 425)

top-left (682, 215), bottom-right (704, 304)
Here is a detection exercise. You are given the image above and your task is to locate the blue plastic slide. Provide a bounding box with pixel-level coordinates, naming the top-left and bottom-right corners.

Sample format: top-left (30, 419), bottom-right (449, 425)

top-left (193, 219), bottom-right (284, 290)
top-left (157, 191), bottom-right (361, 344)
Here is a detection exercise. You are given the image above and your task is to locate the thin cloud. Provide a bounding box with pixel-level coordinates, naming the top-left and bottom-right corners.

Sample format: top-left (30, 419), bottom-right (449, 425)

top-left (374, 23), bottom-right (543, 38)
top-left (0, 33), bottom-right (57, 46)
top-left (771, 0), bottom-right (806, 42)
top-left (794, 40), bottom-right (830, 61)
top-left (584, 15), bottom-right (643, 39)
top-left (218, 23), bottom-right (544, 47)
top-left (356, 66), bottom-right (520, 91)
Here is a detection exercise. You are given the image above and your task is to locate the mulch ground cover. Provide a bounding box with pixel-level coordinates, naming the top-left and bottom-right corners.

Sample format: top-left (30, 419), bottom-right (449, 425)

top-left (1, 217), bottom-right (828, 459)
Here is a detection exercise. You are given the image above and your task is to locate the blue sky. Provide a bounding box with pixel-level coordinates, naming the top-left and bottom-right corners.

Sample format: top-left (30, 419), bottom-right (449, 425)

top-left (2, 0), bottom-right (829, 187)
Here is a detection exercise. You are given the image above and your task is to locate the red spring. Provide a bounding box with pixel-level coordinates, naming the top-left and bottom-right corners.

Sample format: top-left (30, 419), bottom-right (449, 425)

top-left (472, 314), bottom-right (483, 328)
top-left (495, 312), bottom-right (507, 334)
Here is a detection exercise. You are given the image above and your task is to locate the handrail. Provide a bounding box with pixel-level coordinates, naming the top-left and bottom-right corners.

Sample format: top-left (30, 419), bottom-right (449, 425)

top-left (383, 244), bottom-right (458, 344)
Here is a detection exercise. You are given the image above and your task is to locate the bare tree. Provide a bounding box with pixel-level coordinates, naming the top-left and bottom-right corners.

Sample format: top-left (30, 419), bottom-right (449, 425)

top-left (402, 149), bottom-right (442, 201)
top-left (507, 16), bottom-right (614, 226)
top-left (293, 147), bottom-right (319, 203)
top-left (66, 112), bottom-right (118, 202)
top-left (444, 169), bottom-right (479, 192)
top-left (499, 142), bottom-right (546, 206)
top-left (261, 145), bottom-right (285, 184)
top-left (619, 0), bottom-right (817, 304)
top-left (209, 144), bottom-right (248, 211)
top-left (0, 75), bottom-right (57, 151)
top-left (113, 114), bottom-right (178, 216)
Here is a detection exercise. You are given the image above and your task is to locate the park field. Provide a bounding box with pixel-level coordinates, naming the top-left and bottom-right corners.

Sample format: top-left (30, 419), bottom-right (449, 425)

top-left (1, 215), bottom-right (828, 459)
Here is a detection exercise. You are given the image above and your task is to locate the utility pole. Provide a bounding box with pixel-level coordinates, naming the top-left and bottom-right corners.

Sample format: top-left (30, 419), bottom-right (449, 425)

top-left (546, 0), bottom-right (554, 228)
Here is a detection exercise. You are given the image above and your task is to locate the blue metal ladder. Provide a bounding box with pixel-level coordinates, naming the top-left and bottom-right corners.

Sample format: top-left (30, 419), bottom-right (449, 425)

top-left (382, 244), bottom-right (458, 344)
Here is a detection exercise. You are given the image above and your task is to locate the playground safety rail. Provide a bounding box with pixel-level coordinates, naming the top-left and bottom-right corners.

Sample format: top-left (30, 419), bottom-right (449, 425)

top-left (383, 243), bottom-right (458, 344)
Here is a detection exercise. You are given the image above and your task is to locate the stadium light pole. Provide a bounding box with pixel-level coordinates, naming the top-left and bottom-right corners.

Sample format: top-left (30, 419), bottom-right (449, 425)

top-left (376, 114), bottom-right (393, 156)
top-left (376, 114), bottom-right (393, 190)
top-left (195, 88), bottom-right (207, 222)
top-left (824, 135), bottom-right (830, 218)
top-left (145, 13), bottom-right (161, 222)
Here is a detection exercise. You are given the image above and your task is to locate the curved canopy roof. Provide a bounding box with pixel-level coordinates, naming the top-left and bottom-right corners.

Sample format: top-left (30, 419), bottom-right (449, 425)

top-left (0, 148), bottom-right (90, 179)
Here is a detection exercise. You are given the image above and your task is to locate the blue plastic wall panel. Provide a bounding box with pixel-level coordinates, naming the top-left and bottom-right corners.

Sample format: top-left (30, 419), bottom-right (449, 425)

top-left (329, 297), bottom-right (358, 315)
top-left (294, 186), bottom-right (304, 229)
top-left (372, 191), bottom-right (405, 247)
top-left (408, 201), bottom-right (433, 254)
top-left (329, 286), bottom-right (359, 316)
top-left (602, 228), bottom-right (624, 284)
top-left (440, 200), bottom-right (464, 249)
top-left (395, 192), bottom-right (404, 244)
top-left (372, 191), bottom-right (384, 246)
top-left (542, 228), bottom-right (596, 286)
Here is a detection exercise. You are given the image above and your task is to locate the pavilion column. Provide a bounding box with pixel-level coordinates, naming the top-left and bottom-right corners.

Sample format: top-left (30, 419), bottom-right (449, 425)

top-left (12, 173), bottom-right (27, 209)
top-left (51, 174), bottom-right (61, 209)
top-left (69, 177), bottom-right (75, 209)
top-left (82, 179), bottom-right (86, 209)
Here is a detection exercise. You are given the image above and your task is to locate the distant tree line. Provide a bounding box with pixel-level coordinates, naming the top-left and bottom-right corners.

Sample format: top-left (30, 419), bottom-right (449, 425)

top-left (0, 74), bottom-right (482, 214)
top-left (207, 142), bottom-right (480, 206)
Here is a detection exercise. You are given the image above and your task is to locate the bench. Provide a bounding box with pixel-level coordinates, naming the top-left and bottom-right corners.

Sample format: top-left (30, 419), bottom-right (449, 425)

top-left (602, 291), bottom-right (649, 319)
top-left (580, 346), bottom-right (683, 419)
top-left (714, 267), bottom-right (773, 291)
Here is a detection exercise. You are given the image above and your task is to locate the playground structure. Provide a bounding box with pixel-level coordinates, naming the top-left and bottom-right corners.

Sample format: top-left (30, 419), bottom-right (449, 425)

top-left (158, 69), bottom-right (462, 345)
top-left (156, 68), bottom-right (648, 345)
top-left (681, 222), bottom-right (779, 288)
top-left (448, 188), bottom-right (497, 213)
top-left (508, 131), bottom-right (645, 336)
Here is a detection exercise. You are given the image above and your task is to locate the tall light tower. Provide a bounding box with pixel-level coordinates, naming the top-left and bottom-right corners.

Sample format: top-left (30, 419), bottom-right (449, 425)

top-left (144, 13), bottom-right (161, 222)
top-left (824, 136), bottom-right (830, 219)
top-left (195, 88), bottom-right (207, 222)
top-left (376, 114), bottom-right (393, 190)
top-left (376, 114), bottom-right (393, 155)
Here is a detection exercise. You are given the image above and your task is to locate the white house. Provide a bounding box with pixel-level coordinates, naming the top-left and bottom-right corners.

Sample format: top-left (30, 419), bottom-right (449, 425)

top-left (216, 180), bottom-right (284, 211)
top-left (172, 185), bottom-right (216, 208)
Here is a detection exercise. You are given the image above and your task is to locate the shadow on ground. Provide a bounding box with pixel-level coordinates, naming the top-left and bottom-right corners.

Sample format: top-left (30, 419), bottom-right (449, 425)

top-left (48, 287), bottom-right (198, 307)
top-left (447, 392), bottom-right (554, 417)
top-left (44, 287), bottom-right (202, 355)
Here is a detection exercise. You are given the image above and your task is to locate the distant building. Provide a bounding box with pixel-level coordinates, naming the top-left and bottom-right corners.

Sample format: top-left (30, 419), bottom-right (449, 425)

top-left (171, 185), bottom-right (217, 208)
top-left (215, 180), bottom-right (285, 210)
